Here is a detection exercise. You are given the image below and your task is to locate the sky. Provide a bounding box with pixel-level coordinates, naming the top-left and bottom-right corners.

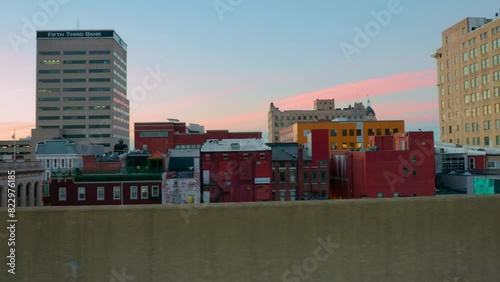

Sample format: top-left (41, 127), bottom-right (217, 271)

top-left (1, 0), bottom-right (499, 147)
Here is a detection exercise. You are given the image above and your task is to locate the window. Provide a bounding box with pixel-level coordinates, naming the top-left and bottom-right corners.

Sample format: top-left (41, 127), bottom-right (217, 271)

top-left (312, 172), bottom-right (317, 183)
top-left (89, 96), bottom-right (111, 101)
top-left (469, 158), bottom-right (475, 169)
top-left (141, 186), bottom-right (148, 199)
top-left (330, 129), bottom-right (337, 137)
top-left (304, 172), bottom-right (309, 183)
top-left (89, 78), bottom-right (111, 82)
top-left (130, 186), bottom-right (138, 199)
top-left (89, 59), bottom-right (111, 64)
top-left (319, 160), bottom-right (326, 167)
top-left (59, 188), bottom-right (66, 201)
top-left (342, 129), bottom-right (347, 136)
top-left (63, 60), bottom-right (86, 64)
top-left (349, 129), bottom-right (354, 136)
top-left (97, 187), bottom-right (105, 200)
top-left (63, 50), bottom-right (86, 55)
top-left (63, 78), bottom-right (86, 83)
top-left (63, 87), bottom-right (86, 92)
top-left (40, 59), bottom-right (60, 65)
top-left (290, 170), bottom-right (296, 183)
top-left (376, 129), bottom-right (382, 135)
top-left (39, 51), bottom-right (60, 55)
top-left (279, 171), bottom-right (285, 182)
top-left (152, 186), bottom-right (160, 197)
top-left (63, 69), bottom-right (86, 73)
top-left (89, 87), bottom-right (111, 92)
top-left (113, 186), bottom-right (121, 200)
top-left (39, 69), bottom-right (60, 74)
top-left (89, 69), bottom-right (111, 73)
top-left (320, 172), bottom-right (326, 183)
top-left (89, 50), bottom-right (111, 54)
top-left (139, 131), bottom-right (168, 137)
top-left (78, 187), bottom-right (86, 201)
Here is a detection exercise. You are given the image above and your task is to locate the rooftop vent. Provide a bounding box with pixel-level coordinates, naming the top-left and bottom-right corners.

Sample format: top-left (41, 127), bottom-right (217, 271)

top-left (230, 143), bottom-right (240, 150)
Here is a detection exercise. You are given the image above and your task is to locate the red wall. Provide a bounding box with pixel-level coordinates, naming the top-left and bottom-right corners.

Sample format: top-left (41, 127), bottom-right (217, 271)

top-left (330, 132), bottom-right (436, 199)
top-left (201, 150), bottom-right (272, 202)
top-left (46, 179), bottom-right (162, 206)
top-left (135, 122), bottom-right (261, 154)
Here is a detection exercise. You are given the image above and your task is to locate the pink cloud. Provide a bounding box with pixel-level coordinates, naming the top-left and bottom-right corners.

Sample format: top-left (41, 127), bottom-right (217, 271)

top-left (272, 69), bottom-right (437, 110)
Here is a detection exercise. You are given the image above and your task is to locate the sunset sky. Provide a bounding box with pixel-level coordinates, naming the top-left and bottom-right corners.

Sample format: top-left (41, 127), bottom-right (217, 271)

top-left (1, 0), bottom-right (499, 147)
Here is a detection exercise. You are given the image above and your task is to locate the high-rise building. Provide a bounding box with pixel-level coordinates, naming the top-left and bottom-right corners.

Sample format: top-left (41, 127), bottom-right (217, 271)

top-left (35, 30), bottom-right (129, 152)
top-left (268, 99), bottom-right (373, 143)
top-left (434, 14), bottom-right (500, 148)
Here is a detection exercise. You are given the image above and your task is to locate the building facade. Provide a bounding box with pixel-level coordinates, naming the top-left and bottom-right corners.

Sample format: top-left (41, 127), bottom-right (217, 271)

top-left (35, 30), bottom-right (129, 152)
top-left (0, 161), bottom-right (44, 207)
top-left (330, 131), bottom-right (436, 199)
top-left (162, 149), bottom-right (201, 204)
top-left (200, 139), bottom-right (272, 203)
top-left (0, 139), bottom-right (32, 161)
top-left (434, 15), bottom-right (500, 147)
top-left (135, 121), bottom-right (262, 154)
top-left (268, 99), bottom-right (373, 142)
top-left (280, 120), bottom-right (405, 150)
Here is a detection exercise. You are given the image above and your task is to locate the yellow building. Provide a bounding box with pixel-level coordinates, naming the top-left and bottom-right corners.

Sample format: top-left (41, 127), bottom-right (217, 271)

top-left (279, 120), bottom-right (405, 150)
top-left (434, 15), bottom-right (500, 147)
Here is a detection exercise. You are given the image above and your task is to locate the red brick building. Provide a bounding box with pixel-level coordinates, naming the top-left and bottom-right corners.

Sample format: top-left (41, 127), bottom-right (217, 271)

top-left (45, 176), bottom-right (162, 206)
top-left (330, 131), bottom-right (436, 199)
top-left (134, 121), bottom-right (262, 154)
top-left (303, 130), bottom-right (331, 199)
top-left (200, 139), bottom-right (272, 203)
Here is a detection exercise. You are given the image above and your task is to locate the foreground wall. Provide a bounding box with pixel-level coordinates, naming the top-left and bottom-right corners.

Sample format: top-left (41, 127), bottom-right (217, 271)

top-left (1, 196), bottom-right (500, 281)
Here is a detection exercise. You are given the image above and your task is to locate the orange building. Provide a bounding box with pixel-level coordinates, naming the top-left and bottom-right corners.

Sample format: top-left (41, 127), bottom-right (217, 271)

top-left (279, 120), bottom-right (405, 150)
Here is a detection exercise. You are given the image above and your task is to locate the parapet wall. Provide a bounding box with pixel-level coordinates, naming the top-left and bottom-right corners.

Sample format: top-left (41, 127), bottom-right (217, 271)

top-left (1, 196), bottom-right (499, 281)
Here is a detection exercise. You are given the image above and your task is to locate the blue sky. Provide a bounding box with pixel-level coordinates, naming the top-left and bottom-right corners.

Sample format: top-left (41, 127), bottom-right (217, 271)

top-left (1, 0), bottom-right (499, 145)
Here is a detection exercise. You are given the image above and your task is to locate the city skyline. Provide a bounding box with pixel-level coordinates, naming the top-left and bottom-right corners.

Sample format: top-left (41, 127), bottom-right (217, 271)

top-left (1, 0), bottom-right (499, 147)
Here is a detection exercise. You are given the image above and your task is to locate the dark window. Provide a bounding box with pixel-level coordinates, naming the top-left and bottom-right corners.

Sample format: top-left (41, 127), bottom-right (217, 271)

top-left (89, 69), bottom-right (111, 73)
top-left (88, 96), bottom-right (110, 101)
top-left (304, 172), bottom-right (309, 183)
top-left (39, 69), bottom-right (60, 74)
top-left (385, 128), bottom-right (391, 135)
top-left (342, 129), bottom-right (347, 136)
top-left (356, 129), bottom-right (362, 136)
top-left (89, 78), bottom-right (111, 82)
top-left (63, 60), bottom-right (86, 64)
top-left (39, 51), bottom-right (60, 55)
top-left (63, 78), bottom-right (86, 83)
top-left (330, 129), bottom-right (337, 136)
top-left (63, 69), bottom-right (86, 73)
top-left (349, 129), bottom-right (355, 136)
top-left (89, 59), bottom-right (111, 64)
top-left (320, 172), bottom-right (326, 183)
top-left (63, 88), bottom-right (86, 92)
top-left (280, 171), bottom-right (285, 182)
top-left (368, 129), bottom-right (374, 136)
top-left (89, 87), bottom-right (111, 92)
top-left (376, 129), bottom-right (382, 135)
top-left (393, 128), bottom-right (399, 134)
top-left (63, 116), bottom-right (86, 120)
top-left (89, 50), bottom-right (111, 54)
top-left (38, 79), bottom-right (60, 83)
top-left (63, 51), bottom-right (86, 55)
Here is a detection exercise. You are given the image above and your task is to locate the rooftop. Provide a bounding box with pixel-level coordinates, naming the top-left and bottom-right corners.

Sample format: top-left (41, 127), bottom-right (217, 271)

top-left (201, 139), bottom-right (270, 152)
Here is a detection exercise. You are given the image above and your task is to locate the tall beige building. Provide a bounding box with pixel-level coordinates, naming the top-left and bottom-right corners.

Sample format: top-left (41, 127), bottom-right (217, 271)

top-left (35, 30), bottom-right (129, 152)
top-left (434, 15), bottom-right (500, 148)
top-left (268, 99), bottom-right (375, 142)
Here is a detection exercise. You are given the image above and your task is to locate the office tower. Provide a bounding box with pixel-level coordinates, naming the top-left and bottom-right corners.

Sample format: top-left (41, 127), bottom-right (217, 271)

top-left (36, 30), bottom-right (129, 151)
top-left (434, 14), bottom-right (500, 148)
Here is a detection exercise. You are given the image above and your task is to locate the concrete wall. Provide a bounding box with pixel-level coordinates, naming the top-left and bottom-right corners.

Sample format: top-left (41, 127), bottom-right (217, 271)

top-left (1, 196), bottom-right (500, 281)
